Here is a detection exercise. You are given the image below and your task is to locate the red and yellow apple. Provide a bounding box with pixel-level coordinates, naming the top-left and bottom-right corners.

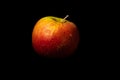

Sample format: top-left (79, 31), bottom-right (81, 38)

top-left (32, 15), bottom-right (79, 58)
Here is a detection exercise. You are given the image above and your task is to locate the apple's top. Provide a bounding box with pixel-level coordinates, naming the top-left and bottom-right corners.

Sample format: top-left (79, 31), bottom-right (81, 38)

top-left (40, 16), bottom-right (69, 23)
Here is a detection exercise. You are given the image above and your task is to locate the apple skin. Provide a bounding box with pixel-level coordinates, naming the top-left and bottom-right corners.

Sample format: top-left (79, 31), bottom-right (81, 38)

top-left (32, 16), bottom-right (79, 58)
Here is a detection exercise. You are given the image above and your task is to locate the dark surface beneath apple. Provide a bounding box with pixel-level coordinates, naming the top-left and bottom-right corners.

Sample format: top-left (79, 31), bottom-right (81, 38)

top-left (4, 1), bottom-right (106, 71)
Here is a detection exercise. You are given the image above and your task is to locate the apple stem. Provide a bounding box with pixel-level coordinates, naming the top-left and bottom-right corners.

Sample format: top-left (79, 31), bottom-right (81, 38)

top-left (63, 15), bottom-right (69, 20)
top-left (62, 15), bottom-right (69, 22)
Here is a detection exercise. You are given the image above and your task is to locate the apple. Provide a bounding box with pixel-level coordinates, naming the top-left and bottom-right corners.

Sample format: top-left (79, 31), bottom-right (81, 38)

top-left (32, 15), bottom-right (80, 58)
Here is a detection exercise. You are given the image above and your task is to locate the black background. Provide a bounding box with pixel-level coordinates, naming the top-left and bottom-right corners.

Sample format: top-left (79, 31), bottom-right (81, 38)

top-left (1, 0), bottom-right (111, 76)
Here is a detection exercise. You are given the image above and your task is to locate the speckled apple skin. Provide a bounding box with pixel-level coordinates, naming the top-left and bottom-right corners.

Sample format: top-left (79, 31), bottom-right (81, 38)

top-left (32, 16), bottom-right (79, 58)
